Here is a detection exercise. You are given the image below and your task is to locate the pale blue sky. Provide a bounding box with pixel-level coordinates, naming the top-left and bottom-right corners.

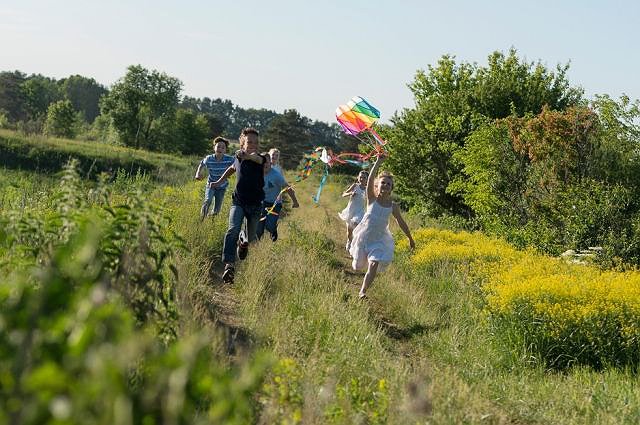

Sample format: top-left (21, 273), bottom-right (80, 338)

top-left (1, 0), bottom-right (638, 123)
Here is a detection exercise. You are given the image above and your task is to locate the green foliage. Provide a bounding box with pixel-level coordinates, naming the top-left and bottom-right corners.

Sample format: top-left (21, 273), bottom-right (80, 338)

top-left (454, 97), bottom-right (640, 263)
top-left (172, 108), bottom-right (210, 155)
top-left (60, 74), bottom-right (108, 123)
top-left (1, 160), bottom-right (182, 333)
top-left (0, 110), bottom-right (8, 129)
top-left (21, 74), bottom-right (63, 120)
top-left (387, 48), bottom-right (583, 216)
top-left (44, 99), bottom-right (78, 138)
top-left (0, 129), bottom-right (191, 183)
top-left (0, 220), bottom-right (270, 424)
top-left (100, 65), bottom-right (182, 151)
top-left (264, 109), bottom-right (312, 168)
top-left (0, 71), bottom-right (27, 122)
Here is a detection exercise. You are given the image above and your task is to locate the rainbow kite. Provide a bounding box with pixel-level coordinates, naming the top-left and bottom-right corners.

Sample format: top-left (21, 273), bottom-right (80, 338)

top-left (336, 96), bottom-right (386, 147)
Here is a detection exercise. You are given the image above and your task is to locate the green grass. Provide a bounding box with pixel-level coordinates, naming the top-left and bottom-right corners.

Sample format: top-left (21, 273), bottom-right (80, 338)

top-left (4, 159), bottom-right (640, 423)
top-left (208, 172), bottom-right (640, 424)
top-left (0, 129), bottom-right (194, 184)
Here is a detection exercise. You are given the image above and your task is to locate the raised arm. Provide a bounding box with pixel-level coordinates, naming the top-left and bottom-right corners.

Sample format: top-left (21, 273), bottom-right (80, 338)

top-left (366, 154), bottom-right (385, 203)
top-left (392, 202), bottom-right (415, 250)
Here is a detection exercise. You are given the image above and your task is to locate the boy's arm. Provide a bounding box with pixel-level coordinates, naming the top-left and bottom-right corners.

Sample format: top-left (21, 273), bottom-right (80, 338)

top-left (285, 186), bottom-right (299, 208)
top-left (210, 165), bottom-right (236, 188)
top-left (238, 151), bottom-right (265, 164)
top-left (392, 202), bottom-right (415, 250)
top-left (194, 162), bottom-right (204, 180)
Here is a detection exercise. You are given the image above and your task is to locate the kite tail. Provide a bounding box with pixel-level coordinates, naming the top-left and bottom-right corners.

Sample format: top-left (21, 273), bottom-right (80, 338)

top-left (312, 166), bottom-right (329, 204)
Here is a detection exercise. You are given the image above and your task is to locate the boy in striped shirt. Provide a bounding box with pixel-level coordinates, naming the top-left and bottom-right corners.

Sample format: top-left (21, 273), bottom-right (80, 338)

top-left (194, 137), bottom-right (235, 219)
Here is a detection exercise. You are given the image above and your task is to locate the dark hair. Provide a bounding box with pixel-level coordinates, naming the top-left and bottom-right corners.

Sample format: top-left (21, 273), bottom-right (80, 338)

top-left (213, 136), bottom-right (229, 149)
top-left (241, 127), bottom-right (259, 137)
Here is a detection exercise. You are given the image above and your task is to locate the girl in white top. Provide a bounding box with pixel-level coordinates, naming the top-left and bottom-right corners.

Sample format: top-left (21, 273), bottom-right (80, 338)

top-left (338, 170), bottom-right (369, 252)
top-left (349, 154), bottom-right (415, 299)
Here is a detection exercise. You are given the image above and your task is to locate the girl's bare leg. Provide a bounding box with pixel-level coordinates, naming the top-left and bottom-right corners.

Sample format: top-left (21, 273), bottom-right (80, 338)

top-left (359, 260), bottom-right (379, 298)
top-left (346, 225), bottom-right (353, 251)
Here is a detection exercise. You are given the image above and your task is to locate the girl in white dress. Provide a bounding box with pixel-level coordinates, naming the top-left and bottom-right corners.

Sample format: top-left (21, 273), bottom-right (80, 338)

top-left (338, 170), bottom-right (369, 252)
top-left (349, 154), bottom-right (415, 299)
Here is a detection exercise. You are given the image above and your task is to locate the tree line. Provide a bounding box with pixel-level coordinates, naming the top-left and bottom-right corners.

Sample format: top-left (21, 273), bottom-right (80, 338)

top-left (0, 66), bottom-right (352, 163)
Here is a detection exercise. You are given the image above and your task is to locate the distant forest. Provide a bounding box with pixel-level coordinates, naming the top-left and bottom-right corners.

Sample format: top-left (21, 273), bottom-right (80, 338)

top-left (0, 66), bottom-right (357, 166)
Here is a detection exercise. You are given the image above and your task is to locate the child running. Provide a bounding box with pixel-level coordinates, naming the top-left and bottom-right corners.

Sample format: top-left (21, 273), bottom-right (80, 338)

top-left (338, 170), bottom-right (369, 253)
top-left (194, 137), bottom-right (235, 219)
top-left (349, 154), bottom-right (415, 299)
top-left (210, 127), bottom-right (267, 284)
top-left (268, 148), bottom-right (283, 174)
top-left (257, 152), bottom-right (299, 241)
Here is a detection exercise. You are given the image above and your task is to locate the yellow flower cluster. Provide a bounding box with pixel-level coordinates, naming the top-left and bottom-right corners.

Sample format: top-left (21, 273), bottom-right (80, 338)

top-left (405, 228), bottom-right (640, 365)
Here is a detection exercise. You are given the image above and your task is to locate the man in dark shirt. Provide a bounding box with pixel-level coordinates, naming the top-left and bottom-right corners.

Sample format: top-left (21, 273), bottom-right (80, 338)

top-left (210, 127), bottom-right (266, 283)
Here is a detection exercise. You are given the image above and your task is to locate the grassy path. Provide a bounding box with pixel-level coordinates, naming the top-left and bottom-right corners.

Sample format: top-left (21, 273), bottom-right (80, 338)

top-left (171, 175), bottom-right (640, 424)
top-left (195, 177), bottom-right (515, 424)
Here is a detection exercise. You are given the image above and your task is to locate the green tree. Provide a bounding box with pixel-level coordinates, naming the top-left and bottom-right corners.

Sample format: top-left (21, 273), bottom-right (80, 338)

top-left (60, 74), bottom-right (108, 122)
top-left (263, 109), bottom-right (311, 168)
top-left (173, 108), bottom-right (210, 155)
top-left (387, 49), bottom-right (583, 217)
top-left (44, 99), bottom-right (78, 138)
top-left (100, 65), bottom-right (182, 151)
top-left (0, 70), bottom-right (27, 122)
top-left (21, 74), bottom-right (63, 119)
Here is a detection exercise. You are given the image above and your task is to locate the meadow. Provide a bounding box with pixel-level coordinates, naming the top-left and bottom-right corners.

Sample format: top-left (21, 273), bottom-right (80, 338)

top-left (2, 132), bottom-right (640, 424)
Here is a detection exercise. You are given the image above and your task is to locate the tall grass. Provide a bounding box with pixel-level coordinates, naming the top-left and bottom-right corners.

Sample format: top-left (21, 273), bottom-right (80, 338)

top-left (222, 170), bottom-right (640, 424)
top-left (5, 158), bottom-right (640, 423)
top-left (0, 129), bottom-right (194, 183)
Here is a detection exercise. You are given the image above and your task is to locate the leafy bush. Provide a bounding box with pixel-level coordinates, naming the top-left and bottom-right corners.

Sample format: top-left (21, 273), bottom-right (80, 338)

top-left (453, 97), bottom-right (640, 264)
top-left (44, 99), bottom-right (78, 139)
top-left (1, 160), bottom-right (182, 336)
top-left (0, 221), bottom-right (269, 424)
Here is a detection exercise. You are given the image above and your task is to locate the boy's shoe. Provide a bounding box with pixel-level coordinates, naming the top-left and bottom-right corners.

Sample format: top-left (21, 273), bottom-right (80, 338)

top-left (270, 229), bottom-right (278, 242)
top-left (237, 241), bottom-right (249, 260)
top-left (222, 264), bottom-right (235, 283)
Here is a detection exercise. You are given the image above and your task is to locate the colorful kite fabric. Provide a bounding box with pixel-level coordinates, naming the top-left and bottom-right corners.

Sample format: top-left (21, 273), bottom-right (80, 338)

top-left (336, 96), bottom-right (387, 151)
top-left (335, 96), bottom-right (380, 136)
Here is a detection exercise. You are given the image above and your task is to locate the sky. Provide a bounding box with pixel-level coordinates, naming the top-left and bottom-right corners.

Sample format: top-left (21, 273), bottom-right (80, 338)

top-left (1, 0), bottom-right (639, 124)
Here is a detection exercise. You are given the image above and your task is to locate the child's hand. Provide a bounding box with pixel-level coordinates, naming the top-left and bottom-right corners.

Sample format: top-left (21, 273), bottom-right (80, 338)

top-left (195, 175), bottom-right (202, 181)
